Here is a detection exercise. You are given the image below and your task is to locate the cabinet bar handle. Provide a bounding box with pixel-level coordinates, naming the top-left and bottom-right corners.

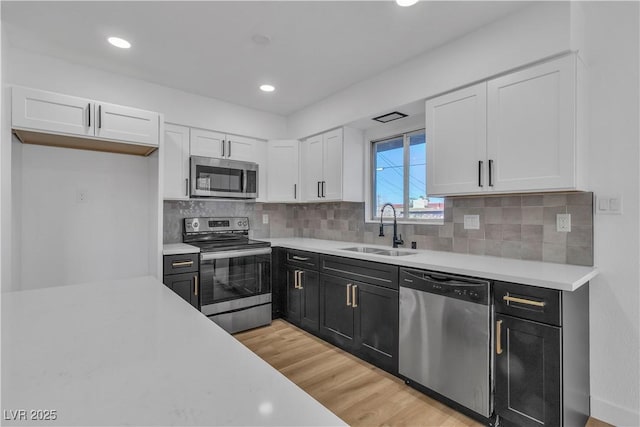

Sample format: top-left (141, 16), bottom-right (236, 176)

top-left (294, 270), bottom-right (299, 289)
top-left (228, 140), bottom-right (231, 158)
top-left (496, 320), bottom-right (503, 355)
top-left (478, 160), bottom-right (483, 187)
top-left (87, 103), bottom-right (91, 127)
top-left (292, 255), bottom-right (309, 261)
top-left (221, 140), bottom-right (225, 157)
top-left (317, 181), bottom-right (321, 198)
top-left (503, 295), bottom-right (546, 307)
top-left (194, 275), bottom-right (198, 296)
top-left (98, 105), bottom-right (102, 129)
top-left (294, 184), bottom-right (297, 199)
top-left (346, 284), bottom-right (352, 306)
top-left (185, 178), bottom-right (189, 196)
top-left (352, 285), bottom-right (358, 308)
top-left (298, 271), bottom-right (304, 290)
top-left (172, 260), bottom-right (194, 267)
top-left (488, 159), bottom-right (494, 187)
top-left (322, 181), bottom-right (326, 197)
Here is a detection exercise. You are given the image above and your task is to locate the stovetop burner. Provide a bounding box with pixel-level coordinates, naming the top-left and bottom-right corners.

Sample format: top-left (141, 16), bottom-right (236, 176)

top-left (182, 216), bottom-right (270, 253)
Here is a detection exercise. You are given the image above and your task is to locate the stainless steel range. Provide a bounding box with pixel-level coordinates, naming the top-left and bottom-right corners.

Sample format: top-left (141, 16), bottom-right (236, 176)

top-left (183, 217), bottom-right (271, 334)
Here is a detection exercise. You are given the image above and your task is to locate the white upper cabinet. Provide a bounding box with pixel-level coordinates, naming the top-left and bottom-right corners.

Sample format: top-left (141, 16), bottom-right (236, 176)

top-left (487, 55), bottom-right (576, 192)
top-left (267, 140), bottom-right (300, 202)
top-left (163, 124), bottom-right (190, 200)
top-left (190, 128), bottom-right (260, 162)
top-left (12, 86), bottom-right (160, 155)
top-left (426, 54), bottom-right (582, 196)
top-left (426, 83), bottom-right (487, 195)
top-left (301, 127), bottom-right (364, 202)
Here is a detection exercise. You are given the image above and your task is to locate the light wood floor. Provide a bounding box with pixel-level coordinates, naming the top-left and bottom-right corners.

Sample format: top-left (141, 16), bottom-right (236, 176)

top-left (234, 319), bottom-right (612, 427)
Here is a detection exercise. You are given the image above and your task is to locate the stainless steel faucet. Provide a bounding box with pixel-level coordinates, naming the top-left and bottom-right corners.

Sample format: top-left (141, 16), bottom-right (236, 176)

top-left (379, 203), bottom-right (404, 248)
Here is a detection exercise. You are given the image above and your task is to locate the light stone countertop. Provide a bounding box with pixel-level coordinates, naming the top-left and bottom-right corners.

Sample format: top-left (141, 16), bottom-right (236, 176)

top-left (264, 238), bottom-right (598, 291)
top-left (163, 243), bottom-right (200, 255)
top-left (1, 276), bottom-right (346, 427)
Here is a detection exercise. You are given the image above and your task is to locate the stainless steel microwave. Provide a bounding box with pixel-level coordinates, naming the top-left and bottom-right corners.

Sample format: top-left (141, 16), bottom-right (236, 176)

top-left (190, 156), bottom-right (258, 199)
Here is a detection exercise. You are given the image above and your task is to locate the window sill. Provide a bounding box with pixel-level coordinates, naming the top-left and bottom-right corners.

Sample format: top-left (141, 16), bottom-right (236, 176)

top-left (366, 218), bottom-right (445, 226)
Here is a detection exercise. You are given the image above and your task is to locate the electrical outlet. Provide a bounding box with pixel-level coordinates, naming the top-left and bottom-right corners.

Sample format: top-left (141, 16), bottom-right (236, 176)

top-left (76, 189), bottom-right (88, 204)
top-left (463, 215), bottom-right (480, 230)
top-left (262, 214), bottom-right (269, 224)
top-left (556, 213), bottom-right (571, 232)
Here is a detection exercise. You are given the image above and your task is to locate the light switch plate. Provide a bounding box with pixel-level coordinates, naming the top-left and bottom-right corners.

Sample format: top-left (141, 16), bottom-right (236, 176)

top-left (556, 213), bottom-right (571, 232)
top-left (463, 215), bottom-right (480, 230)
top-left (596, 195), bottom-right (623, 215)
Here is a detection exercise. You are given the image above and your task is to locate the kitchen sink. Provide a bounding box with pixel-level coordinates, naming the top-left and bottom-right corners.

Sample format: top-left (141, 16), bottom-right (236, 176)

top-left (340, 246), bottom-right (416, 257)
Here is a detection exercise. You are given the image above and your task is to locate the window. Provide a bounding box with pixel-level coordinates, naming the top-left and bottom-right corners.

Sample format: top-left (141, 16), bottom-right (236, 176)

top-left (371, 129), bottom-right (444, 221)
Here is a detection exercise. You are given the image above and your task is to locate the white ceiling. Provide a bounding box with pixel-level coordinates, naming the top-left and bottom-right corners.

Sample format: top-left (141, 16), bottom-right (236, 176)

top-left (2, 1), bottom-right (532, 116)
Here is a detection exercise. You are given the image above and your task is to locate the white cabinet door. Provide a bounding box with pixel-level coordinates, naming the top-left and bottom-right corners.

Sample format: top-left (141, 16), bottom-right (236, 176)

top-left (252, 139), bottom-right (268, 202)
top-left (190, 128), bottom-right (226, 158)
top-left (12, 86), bottom-right (93, 137)
top-left (302, 134), bottom-right (324, 202)
top-left (267, 140), bottom-right (300, 202)
top-left (426, 82), bottom-right (487, 196)
top-left (163, 124), bottom-right (191, 200)
top-left (95, 102), bottom-right (159, 146)
top-left (227, 135), bottom-right (257, 162)
top-left (487, 55), bottom-right (576, 192)
top-left (322, 128), bottom-right (343, 200)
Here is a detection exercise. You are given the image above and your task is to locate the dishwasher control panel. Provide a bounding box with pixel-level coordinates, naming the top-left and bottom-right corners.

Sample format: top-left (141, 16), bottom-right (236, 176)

top-left (399, 268), bottom-right (489, 305)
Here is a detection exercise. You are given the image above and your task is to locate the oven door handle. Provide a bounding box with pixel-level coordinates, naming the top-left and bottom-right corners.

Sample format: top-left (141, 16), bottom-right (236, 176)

top-left (200, 247), bottom-right (272, 261)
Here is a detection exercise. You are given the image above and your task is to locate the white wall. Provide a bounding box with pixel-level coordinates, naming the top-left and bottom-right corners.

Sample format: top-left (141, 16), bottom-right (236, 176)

top-left (581, 2), bottom-right (640, 425)
top-left (5, 46), bottom-right (287, 140)
top-left (287, 2), bottom-right (572, 139)
top-left (19, 144), bottom-right (153, 290)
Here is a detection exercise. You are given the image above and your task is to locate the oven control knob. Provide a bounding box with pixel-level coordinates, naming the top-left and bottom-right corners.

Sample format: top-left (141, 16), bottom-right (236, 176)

top-left (192, 220), bottom-right (199, 231)
top-left (243, 220), bottom-right (248, 226)
top-left (237, 220), bottom-right (242, 226)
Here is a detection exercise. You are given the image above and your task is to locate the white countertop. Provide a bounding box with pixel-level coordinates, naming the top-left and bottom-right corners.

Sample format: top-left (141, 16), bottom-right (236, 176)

top-left (1, 276), bottom-right (346, 427)
top-left (264, 238), bottom-right (598, 291)
top-left (163, 243), bottom-right (200, 255)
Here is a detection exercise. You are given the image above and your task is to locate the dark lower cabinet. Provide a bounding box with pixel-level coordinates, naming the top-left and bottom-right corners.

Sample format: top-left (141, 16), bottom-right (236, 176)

top-left (164, 272), bottom-right (199, 309)
top-left (286, 266), bottom-right (320, 332)
top-left (163, 253), bottom-right (199, 310)
top-left (494, 280), bottom-right (590, 427)
top-left (495, 314), bottom-right (561, 427)
top-left (319, 274), bottom-right (355, 348)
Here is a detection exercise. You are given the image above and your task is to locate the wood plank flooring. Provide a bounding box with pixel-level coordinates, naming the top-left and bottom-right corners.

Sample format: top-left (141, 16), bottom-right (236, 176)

top-left (234, 319), bottom-right (612, 427)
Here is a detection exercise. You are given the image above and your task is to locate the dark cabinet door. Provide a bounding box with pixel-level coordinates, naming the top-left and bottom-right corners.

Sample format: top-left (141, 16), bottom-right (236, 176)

top-left (353, 282), bottom-right (398, 374)
top-left (299, 269), bottom-right (320, 332)
top-left (285, 266), bottom-right (302, 324)
top-left (495, 313), bottom-right (561, 427)
top-left (319, 274), bottom-right (355, 350)
top-left (163, 272), bottom-right (199, 309)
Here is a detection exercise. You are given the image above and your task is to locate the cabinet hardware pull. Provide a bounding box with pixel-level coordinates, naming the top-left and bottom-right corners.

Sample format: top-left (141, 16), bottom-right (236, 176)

top-left (98, 105), bottom-right (102, 129)
top-left (87, 103), bottom-right (91, 127)
top-left (496, 320), bottom-right (503, 355)
top-left (478, 160), bottom-right (483, 187)
top-left (294, 270), bottom-right (299, 289)
top-left (228, 140), bottom-right (231, 158)
top-left (503, 295), bottom-right (546, 307)
top-left (322, 181), bottom-right (326, 197)
top-left (221, 140), bottom-right (225, 157)
top-left (294, 184), bottom-right (297, 199)
top-left (298, 271), bottom-right (304, 290)
top-left (292, 255), bottom-right (309, 261)
top-left (185, 178), bottom-right (189, 196)
top-left (346, 284), bottom-right (352, 306)
top-left (352, 285), bottom-right (358, 308)
top-left (194, 275), bottom-right (198, 296)
top-left (488, 159), bottom-right (494, 187)
top-left (172, 260), bottom-right (194, 267)
top-left (317, 181), bottom-right (321, 198)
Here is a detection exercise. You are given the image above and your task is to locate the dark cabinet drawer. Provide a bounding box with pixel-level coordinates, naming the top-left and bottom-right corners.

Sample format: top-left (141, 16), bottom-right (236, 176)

top-left (320, 255), bottom-right (399, 290)
top-left (163, 253), bottom-right (199, 275)
top-left (285, 249), bottom-right (319, 269)
top-left (494, 281), bottom-right (561, 327)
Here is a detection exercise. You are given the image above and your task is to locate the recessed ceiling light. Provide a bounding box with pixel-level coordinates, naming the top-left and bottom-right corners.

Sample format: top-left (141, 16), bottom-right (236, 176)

top-left (251, 34), bottom-right (271, 46)
top-left (107, 37), bottom-right (131, 49)
top-left (396, 0), bottom-right (419, 6)
top-left (260, 84), bottom-right (275, 93)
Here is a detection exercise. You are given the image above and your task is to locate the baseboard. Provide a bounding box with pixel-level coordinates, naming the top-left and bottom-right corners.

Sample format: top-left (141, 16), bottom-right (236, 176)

top-left (591, 396), bottom-right (640, 426)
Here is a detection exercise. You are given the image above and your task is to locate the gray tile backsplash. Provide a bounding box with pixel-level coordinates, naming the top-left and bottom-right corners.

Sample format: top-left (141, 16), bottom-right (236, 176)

top-left (163, 191), bottom-right (594, 266)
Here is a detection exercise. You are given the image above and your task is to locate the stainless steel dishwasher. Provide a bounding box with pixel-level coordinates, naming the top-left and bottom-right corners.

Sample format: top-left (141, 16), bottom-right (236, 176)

top-left (399, 268), bottom-right (491, 419)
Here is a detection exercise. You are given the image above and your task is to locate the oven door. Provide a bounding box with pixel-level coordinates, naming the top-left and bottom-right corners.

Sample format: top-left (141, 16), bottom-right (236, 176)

top-left (190, 156), bottom-right (258, 199)
top-left (199, 247), bottom-right (271, 316)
